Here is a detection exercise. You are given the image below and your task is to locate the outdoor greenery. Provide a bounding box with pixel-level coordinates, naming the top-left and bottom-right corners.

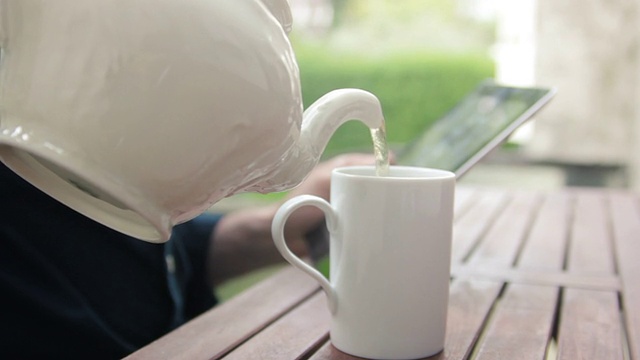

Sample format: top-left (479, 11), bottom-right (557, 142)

top-left (294, 44), bottom-right (495, 157)
top-left (290, 0), bottom-right (496, 157)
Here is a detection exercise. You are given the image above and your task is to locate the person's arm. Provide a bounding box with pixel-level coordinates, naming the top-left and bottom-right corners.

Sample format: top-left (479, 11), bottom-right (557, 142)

top-left (205, 153), bottom-right (379, 287)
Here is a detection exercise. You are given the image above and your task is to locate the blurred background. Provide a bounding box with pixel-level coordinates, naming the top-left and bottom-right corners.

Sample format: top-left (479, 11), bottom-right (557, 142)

top-left (284, 0), bottom-right (639, 191)
top-left (216, 0), bottom-right (640, 213)
top-left (217, 0), bottom-right (640, 298)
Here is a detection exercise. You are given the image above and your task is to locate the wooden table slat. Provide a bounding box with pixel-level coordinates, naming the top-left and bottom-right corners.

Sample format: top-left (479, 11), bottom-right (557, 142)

top-left (609, 192), bottom-right (640, 360)
top-left (126, 186), bottom-right (639, 360)
top-left (437, 279), bottom-right (503, 360)
top-left (453, 187), bottom-right (479, 219)
top-left (451, 264), bottom-right (620, 291)
top-left (466, 192), bottom-right (540, 268)
top-left (517, 192), bottom-right (571, 271)
top-left (557, 288), bottom-right (623, 360)
top-left (568, 192), bottom-right (616, 275)
top-left (308, 342), bottom-right (359, 360)
top-left (223, 293), bottom-right (330, 360)
top-left (451, 189), bottom-right (510, 263)
top-left (473, 284), bottom-right (558, 360)
top-left (125, 266), bottom-right (319, 360)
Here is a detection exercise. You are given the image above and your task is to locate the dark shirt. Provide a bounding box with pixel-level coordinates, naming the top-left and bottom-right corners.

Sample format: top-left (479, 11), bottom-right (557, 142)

top-left (0, 163), bottom-right (219, 359)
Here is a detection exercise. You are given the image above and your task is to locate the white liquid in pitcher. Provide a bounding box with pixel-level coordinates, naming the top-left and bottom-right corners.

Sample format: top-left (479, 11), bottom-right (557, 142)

top-left (370, 125), bottom-right (390, 177)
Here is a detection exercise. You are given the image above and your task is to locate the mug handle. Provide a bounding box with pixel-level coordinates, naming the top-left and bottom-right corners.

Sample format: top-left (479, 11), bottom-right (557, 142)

top-left (271, 195), bottom-right (338, 314)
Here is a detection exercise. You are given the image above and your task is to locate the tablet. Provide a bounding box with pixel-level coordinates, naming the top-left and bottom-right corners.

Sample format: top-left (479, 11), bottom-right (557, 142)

top-left (397, 80), bottom-right (556, 177)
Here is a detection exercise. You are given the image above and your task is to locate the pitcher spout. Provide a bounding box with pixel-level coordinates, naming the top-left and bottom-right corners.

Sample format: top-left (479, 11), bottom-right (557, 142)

top-left (252, 89), bottom-right (385, 193)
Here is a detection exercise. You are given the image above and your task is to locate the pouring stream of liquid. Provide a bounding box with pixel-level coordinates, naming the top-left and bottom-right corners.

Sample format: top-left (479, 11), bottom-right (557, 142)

top-left (370, 125), bottom-right (390, 177)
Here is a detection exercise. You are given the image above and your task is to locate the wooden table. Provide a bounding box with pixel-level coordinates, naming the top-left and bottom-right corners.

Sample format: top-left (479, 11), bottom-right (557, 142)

top-left (127, 186), bottom-right (640, 359)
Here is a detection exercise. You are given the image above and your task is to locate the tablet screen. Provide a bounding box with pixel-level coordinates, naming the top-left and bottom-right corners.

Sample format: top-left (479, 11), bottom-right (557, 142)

top-left (397, 80), bottom-right (555, 177)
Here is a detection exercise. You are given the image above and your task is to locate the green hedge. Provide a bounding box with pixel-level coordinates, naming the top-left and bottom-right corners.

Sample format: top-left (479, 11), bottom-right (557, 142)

top-left (295, 47), bottom-right (495, 157)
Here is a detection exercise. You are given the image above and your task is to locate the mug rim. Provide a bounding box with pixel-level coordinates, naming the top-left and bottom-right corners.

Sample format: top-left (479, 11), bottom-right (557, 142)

top-left (333, 165), bottom-right (455, 180)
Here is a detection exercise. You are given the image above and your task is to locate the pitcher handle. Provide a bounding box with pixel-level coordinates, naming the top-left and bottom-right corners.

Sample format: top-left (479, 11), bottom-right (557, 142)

top-left (271, 195), bottom-right (338, 314)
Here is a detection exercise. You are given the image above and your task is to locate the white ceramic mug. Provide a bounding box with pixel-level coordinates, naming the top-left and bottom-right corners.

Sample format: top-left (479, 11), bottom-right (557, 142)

top-left (272, 165), bottom-right (455, 360)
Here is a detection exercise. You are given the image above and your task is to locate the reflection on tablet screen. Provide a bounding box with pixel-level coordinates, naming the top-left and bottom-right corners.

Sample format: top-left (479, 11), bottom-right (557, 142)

top-left (398, 80), bottom-right (555, 177)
